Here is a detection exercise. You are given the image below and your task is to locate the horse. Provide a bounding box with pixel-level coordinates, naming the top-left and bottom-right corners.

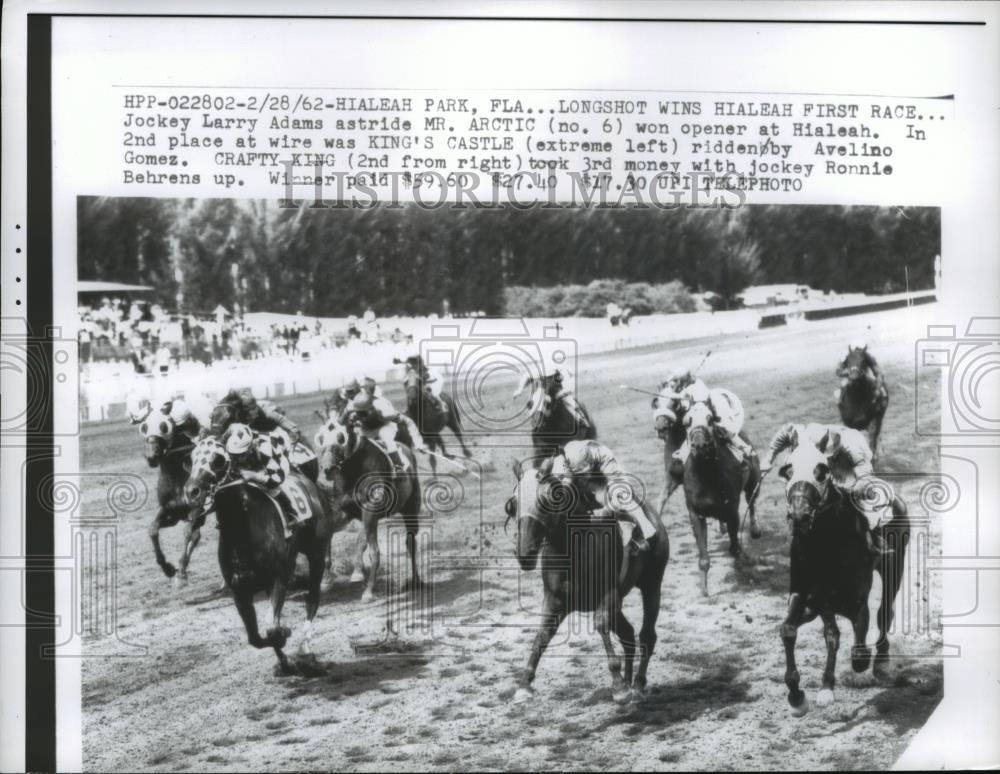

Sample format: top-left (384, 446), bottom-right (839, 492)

top-left (139, 411), bottom-right (203, 586)
top-left (779, 445), bottom-right (910, 715)
top-left (836, 345), bottom-right (889, 458)
top-left (184, 438), bottom-right (335, 674)
top-left (505, 458), bottom-right (669, 703)
top-left (401, 365), bottom-right (472, 475)
top-left (530, 375), bottom-right (597, 461)
top-left (316, 417), bottom-right (423, 602)
top-left (681, 402), bottom-right (762, 596)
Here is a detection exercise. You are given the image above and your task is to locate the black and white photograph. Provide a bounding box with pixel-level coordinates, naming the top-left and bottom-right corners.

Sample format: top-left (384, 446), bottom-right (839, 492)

top-left (77, 197), bottom-right (946, 770)
top-left (2, 3), bottom-right (999, 773)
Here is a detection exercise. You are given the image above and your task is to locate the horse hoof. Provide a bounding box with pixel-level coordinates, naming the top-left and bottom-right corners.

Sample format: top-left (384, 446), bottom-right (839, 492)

top-left (172, 574), bottom-right (188, 590)
top-left (612, 687), bottom-right (633, 705)
top-left (361, 591), bottom-right (376, 604)
top-left (512, 687), bottom-right (534, 704)
top-left (750, 525), bottom-right (763, 540)
top-left (162, 563), bottom-right (177, 579)
top-left (872, 656), bottom-right (892, 681)
top-left (816, 688), bottom-right (835, 707)
top-left (789, 695), bottom-right (810, 717)
top-left (851, 646), bottom-right (872, 672)
top-left (350, 570), bottom-right (366, 583)
top-left (630, 686), bottom-right (649, 703)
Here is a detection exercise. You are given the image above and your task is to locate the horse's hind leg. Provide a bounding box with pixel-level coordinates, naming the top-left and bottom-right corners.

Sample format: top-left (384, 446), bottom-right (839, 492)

top-left (402, 510), bottom-right (424, 594)
top-left (817, 612), bottom-right (840, 707)
top-left (613, 609), bottom-right (636, 688)
top-left (874, 521), bottom-right (908, 679)
top-left (850, 601), bottom-right (872, 673)
top-left (726, 511), bottom-right (742, 559)
top-left (596, 600), bottom-right (630, 703)
top-left (633, 579), bottom-right (661, 695)
top-left (267, 578), bottom-right (293, 675)
top-left (514, 595), bottom-right (566, 703)
top-left (233, 590), bottom-right (271, 649)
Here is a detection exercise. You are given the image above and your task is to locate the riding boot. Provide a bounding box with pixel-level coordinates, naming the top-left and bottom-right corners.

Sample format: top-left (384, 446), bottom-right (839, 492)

top-left (389, 449), bottom-right (408, 473)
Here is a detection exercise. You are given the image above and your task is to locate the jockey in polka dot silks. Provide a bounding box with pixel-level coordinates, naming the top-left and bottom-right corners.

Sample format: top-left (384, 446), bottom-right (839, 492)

top-left (551, 439), bottom-right (658, 554)
top-left (223, 422), bottom-right (298, 529)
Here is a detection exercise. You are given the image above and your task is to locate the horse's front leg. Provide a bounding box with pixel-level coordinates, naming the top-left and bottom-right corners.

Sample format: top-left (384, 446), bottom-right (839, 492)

top-left (360, 512), bottom-right (381, 603)
top-left (689, 510), bottom-right (710, 597)
top-left (513, 593), bottom-right (566, 703)
top-left (175, 511), bottom-right (205, 587)
top-left (782, 592), bottom-right (808, 715)
top-left (148, 508), bottom-right (176, 578)
top-left (634, 580), bottom-right (662, 695)
top-left (268, 576), bottom-right (293, 675)
top-left (726, 509), bottom-right (742, 558)
top-left (818, 612), bottom-right (840, 707)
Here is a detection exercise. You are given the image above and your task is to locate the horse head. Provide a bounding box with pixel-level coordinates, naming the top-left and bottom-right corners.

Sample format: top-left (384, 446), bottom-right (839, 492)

top-left (403, 367), bottom-right (422, 414)
top-left (314, 416), bottom-right (353, 482)
top-left (184, 437), bottom-right (231, 508)
top-left (139, 410), bottom-right (176, 468)
top-left (507, 457), bottom-right (579, 571)
top-left (780, 444), bottom-right (833, 535)
top-left (209, 398), bottom-right (240, 437)
top-left (685, 402), bottom-right (717, 461)
top-left (838, 343), bottom-right (871, 383)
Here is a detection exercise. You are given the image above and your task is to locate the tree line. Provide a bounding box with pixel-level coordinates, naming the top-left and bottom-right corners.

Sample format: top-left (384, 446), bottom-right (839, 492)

top-left (77, 198), bottom-right (940, 317)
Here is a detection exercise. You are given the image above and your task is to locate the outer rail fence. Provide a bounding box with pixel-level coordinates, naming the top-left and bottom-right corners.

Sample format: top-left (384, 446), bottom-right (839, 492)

top-left (79, 291), bottom-right (936, 425)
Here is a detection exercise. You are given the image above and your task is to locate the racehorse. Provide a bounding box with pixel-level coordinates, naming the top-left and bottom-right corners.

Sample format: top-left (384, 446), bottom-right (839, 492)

top-left (530, 375), bottom-right (597, 460)
top-left (681, 403), bottom-right (762, 596)
top-left (316, 417), bottom-right (423, 602)
top-left (837, 345), bottom-right (888, 458)
top-left (506, 458), bottom-right (669, 703)
top-left (139, 411), bottom-right (203, 586)
top-left (402, 365), bottom-right (472, 475)
top-left (779, 445), bottom-right (909, 715)
top-left (184, 438), bottom-right (335, 674)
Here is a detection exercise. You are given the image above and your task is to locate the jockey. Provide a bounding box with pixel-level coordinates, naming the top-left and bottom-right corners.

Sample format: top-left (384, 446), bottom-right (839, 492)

top-left (126, 390), bottom-right (153, 425)
top-left (234, 388), bottom-right (306, 447)
top-left (405, 354), bottom-right (446, 416)
top-left (223, 423), bottom-right (298, 532)
top-left (671, 379), bottom-right (755, 466)
top-left (762, 422), bottom-right (873, 483)
top-left (554, 440), bottom-right (658, 553)
top-left (161, 396), bottom-right (210, 441)
top-left (651, 368), bottom-right (697, 431)
top-left (513, 365), bottom-right (589, 428)
top-left (343, 390), bottom-right (426, 471)
top-left (764, 422), bottom-right (887, 553)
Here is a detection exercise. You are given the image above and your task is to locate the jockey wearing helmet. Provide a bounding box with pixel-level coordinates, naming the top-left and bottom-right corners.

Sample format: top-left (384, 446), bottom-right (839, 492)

top-left (552, 439), bottom-right (658, 553)
top-left (223, 422), bottom-right (298, 532)
top-left (651, 368), bottom-right (697, 432)
top-left (404, 353), bottom-right (446, 416)
top-left (234, 388), bottom-right (309, 449)
top-left (764, 421), bottom-right (888, 554)
top-left (670, 376), bottom-right (755, 466)
top-left (513, 362), bottom-right (589, 428)
top-left (342, 390), bottom-right (426, 471)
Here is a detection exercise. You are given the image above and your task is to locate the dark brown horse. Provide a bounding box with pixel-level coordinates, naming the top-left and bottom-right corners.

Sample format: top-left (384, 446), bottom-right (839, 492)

top-left (401, 365), bottom-right (472, 475)
top-left (837, 345), bottom-right (889, 458)
top-left (682, 403), bottom-right (762, 596)
top-left (316, 417), bottom-right (423, 602)
top-left (506, 458), bottom-right (669, 703)
top-left (779, 445), bottom-right (909, 715)
top-left (530, 375), bottom-right (597, 460)
top-left (184, 438), bottom-right (334, 674)
top-left (139, 412), bottom-right (202, 587)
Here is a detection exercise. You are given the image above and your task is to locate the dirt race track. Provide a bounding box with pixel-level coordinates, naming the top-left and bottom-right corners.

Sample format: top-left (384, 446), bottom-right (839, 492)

top-left (82, 306), bottom-right (944, 771)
